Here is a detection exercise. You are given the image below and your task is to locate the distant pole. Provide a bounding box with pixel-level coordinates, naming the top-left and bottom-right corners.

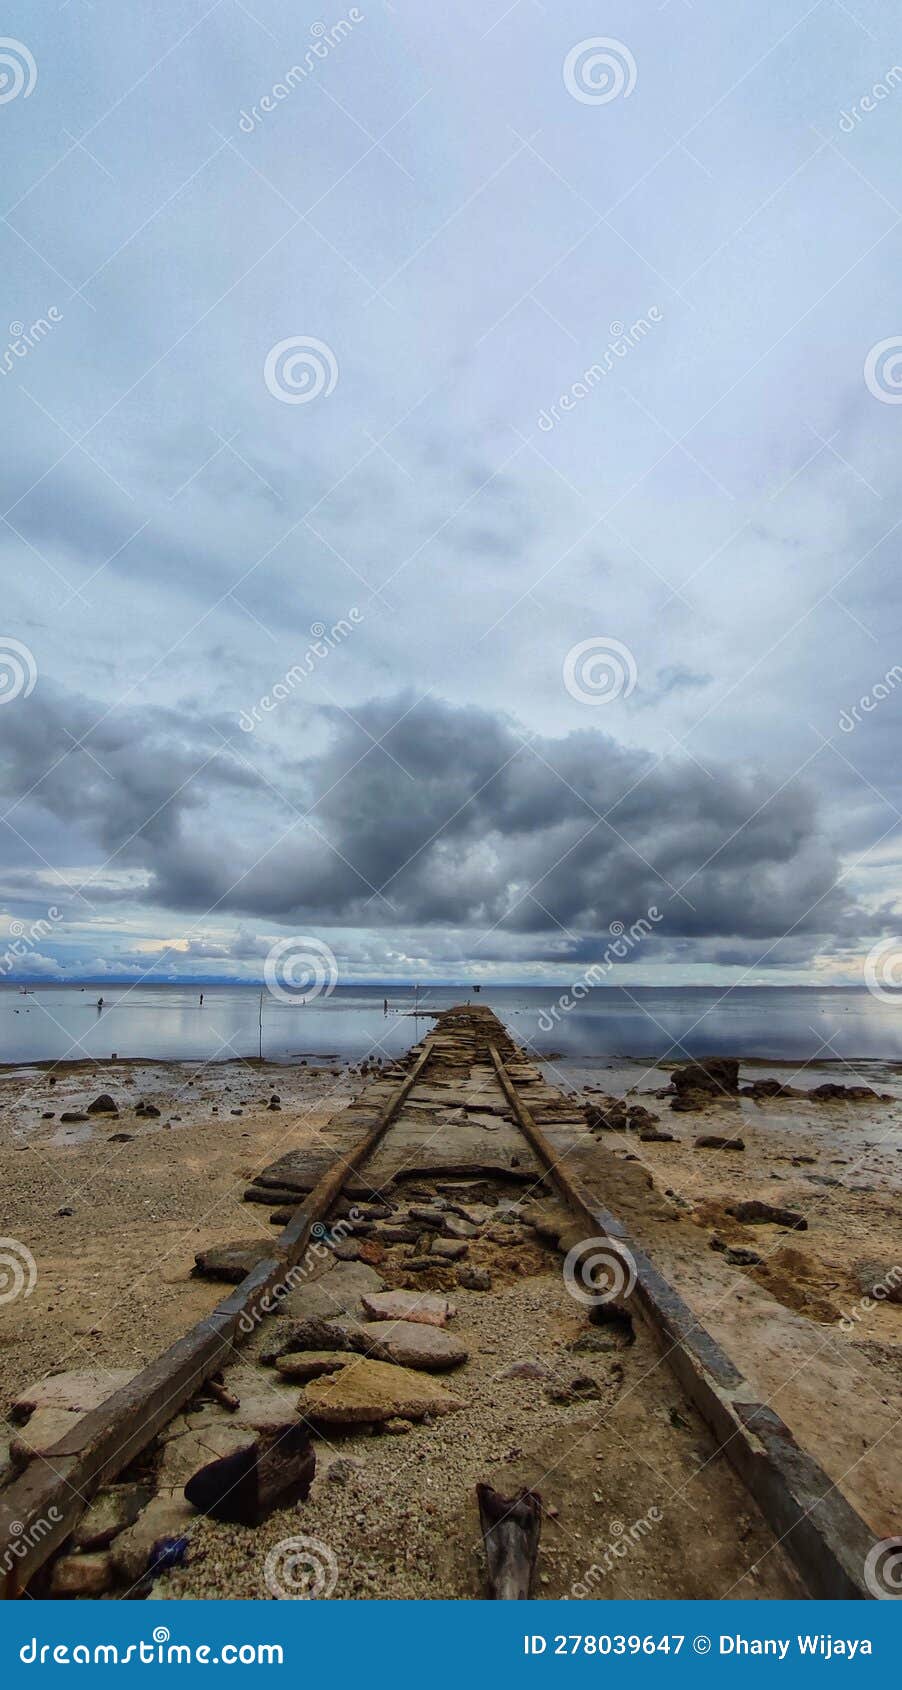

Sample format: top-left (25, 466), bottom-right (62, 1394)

top-left (258, 989), bottom-right (263, 1061)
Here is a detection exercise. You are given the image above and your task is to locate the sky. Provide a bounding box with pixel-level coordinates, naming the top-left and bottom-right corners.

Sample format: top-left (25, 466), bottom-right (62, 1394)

top-left (2, 0), bottom-right (902, 989)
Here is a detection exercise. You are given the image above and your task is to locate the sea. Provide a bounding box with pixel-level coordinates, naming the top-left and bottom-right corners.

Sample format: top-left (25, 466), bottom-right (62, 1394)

top-left (1, 983), bottom-right (901, 1070)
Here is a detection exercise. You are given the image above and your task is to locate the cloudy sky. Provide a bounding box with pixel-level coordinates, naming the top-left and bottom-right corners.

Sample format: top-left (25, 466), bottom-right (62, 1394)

top-left (1, 0), bottom-right (902, 986)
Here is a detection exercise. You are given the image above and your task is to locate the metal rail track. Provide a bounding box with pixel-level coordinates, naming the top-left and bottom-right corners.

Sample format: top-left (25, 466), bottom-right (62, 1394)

top-left (0, 1008), bottom-right (882, 1597)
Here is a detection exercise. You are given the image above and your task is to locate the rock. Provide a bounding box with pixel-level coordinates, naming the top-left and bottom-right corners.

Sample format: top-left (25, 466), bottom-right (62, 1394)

top-left (327, 1237), bottom-right (360, 1261)
top-left (107, 1131), bottom-right (133, 1143)
top-left (639, 1128), bottom-right (676, 1143)
top-left (809, 1082), bottom-right (887, 1102)
top-left (545, 1374), bottom-right (601, 1404)
top-left (357, 1239), bottom-right (386, 1266)
top-left (852, 1260), bottom-right (902, 1304)
top-left (261, 1316), bottom-right (354, 1364)
top-left (726, 1246), bottom-right (762, 1266)
top-left (432, 1239), bottom-right (468, 1261)
top-left (728, 1200), bottom-right (807, 1230)
top-left (192, 1240), bottom-right (276, 1282)
top-left (277, 1261), bottom-right (385, 1321)
top-left (695, 1133), bottom-right (745, 1150)
top-left (383, 1417), bottom-right (413, 1434)
top-left (442, 1215), bottom-right (478, 1240)
top-left (671, 1059), bottom-right (739, 1097)
top-left (354, 1319), bottom-right (468, 1371)
top-left (184, 1422), bottom-right (315, 1525)
top-left (408, 1206), bottom-right (444, 1230)
top-left (49, 1552), bottom-right (113, 1597)
top-left (135, 1101), bottom-right (161, 1117)
top-left (12, 1368), bottom-right (135, 1423)
top-left (275, 1350), bottom-right (353, 1381)
top-left (299, 1358), bottom-right (461, 1424)
top-left (87, 1094), bottom-right (118, 1115)
top-left (627, 1106), bottom-right (657, 1129)
top-left (740, 1078), bottom-right (801, 1100)
top-left (377, 1226), bottom-right (421, 1244)
top-left (59, 1112), bottom-right (87, 1123)
top-left (360, 1289), bottom-right (455, 1327)
top-left (325, 1456), bottom-right (364, 1485)
top-left (457, 1266), bottom-right (492, 1291)
top-left (56, 1205), bottom-right (73, 1216)
top-left (502, 1361), bottom-right (549, 1380)
top-left (111, 1493), bottom-right (196, 1583)
top-left (73, 1484), bottom-right (151, 1551)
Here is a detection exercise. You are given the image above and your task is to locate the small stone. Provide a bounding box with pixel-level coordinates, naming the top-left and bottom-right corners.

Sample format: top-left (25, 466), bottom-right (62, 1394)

top-left (87, 1094), bottom-right (118, 1115)
top-left (728, 1200), bottom-right (806, 1230)
top-left (274, 1351), bottom-right (353, 1381)
top-left (457, 1266), bottom-right (492, 1291)
top-left (56, 1205), bottom-right (74, 1217)
top-left (432, 1239), bottom-right (468, 1261)
top-left (74, 1484), bottom-right (151, 1551)
top-left (502, 1360), bottom-right (549, 1380)
top-left (695, 1134), bottom-right (745, 1151)
top-left (382, 1417), bottom-right (413, 1434)
top-left (107, 1131), bottom-right (133, 1143)
top-left (50, 1552), bottom-right (113, 1597)
top-left (59, 1112), bottom-right (87, 1123)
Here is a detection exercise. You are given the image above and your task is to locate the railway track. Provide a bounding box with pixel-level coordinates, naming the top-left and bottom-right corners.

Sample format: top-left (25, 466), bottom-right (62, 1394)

top-left (0, 1006), bottom-right (881, 1599)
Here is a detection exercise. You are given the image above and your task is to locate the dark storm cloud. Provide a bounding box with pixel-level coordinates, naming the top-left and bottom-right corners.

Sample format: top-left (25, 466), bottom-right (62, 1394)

top-left (0, 686), bottom-right (859, 958)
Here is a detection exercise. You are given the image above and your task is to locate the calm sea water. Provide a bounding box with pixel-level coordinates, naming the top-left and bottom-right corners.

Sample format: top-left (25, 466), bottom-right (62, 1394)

top-left (1, 984), bottom-right (900, 1067)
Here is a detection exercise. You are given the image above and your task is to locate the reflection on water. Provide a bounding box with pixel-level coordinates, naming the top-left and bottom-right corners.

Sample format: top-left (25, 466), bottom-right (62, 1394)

top-left (1, 984), bottom-right (901, 1066)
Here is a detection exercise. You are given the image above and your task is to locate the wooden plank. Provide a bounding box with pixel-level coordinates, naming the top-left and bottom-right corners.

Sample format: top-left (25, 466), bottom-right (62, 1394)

top-left (0, 1038), bottom-right (435, 1594)
top-left (489, 1044), bottom-right (879, 1601)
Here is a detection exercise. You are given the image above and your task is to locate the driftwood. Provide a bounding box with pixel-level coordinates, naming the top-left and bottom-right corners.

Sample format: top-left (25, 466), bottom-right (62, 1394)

top-left (184, 1424), bottom-right (315, 1526)
top-left (476, 1482), bottom-right (542, 1599)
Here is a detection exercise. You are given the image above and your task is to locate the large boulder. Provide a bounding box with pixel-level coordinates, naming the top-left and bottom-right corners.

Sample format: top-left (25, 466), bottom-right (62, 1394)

top-left (671, 1059), bottom-right (739, 1097)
